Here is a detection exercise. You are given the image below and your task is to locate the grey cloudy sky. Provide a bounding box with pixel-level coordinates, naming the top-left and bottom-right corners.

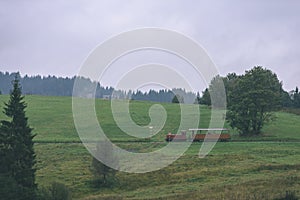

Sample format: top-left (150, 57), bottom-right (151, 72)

top-left (0, 0), bottom-right (299, 91)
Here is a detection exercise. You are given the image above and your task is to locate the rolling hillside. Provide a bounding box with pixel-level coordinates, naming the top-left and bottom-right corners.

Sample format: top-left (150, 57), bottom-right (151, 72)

top-left (0, 95), bottom-right (300, 142)
top-left (0, 95), bottom-right (300, 199)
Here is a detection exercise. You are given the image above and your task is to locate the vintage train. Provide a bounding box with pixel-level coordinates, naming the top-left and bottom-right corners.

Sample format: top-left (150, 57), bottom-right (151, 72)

top-left (165, 128), bottom-right (231, 142)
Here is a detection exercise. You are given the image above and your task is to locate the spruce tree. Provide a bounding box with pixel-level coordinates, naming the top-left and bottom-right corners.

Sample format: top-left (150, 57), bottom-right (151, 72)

top-left (172, 94), bottom-right (184, 104)
top-left (0, 74), bottom-right (36, 199)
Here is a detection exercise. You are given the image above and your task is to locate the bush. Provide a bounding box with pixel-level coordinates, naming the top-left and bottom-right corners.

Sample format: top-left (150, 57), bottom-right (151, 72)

top-left (37, 182), bottom-right (71, 200)
top-left (282, 108), bottom-right (300, 116)
top-left (91, 141), bottom-right (118, 188)
top-left (275, 191), bottom-right (299, 200)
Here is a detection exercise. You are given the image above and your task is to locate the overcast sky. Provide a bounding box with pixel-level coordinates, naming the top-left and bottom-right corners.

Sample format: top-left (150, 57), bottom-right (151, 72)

top-left (0, 0), bottom-right (299, 91)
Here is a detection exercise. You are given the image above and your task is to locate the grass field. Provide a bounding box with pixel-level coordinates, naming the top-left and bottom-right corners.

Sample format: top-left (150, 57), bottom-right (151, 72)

top-left (1, 95), bottom-right (300, 142)
top-left (0, 95), bottom-right (300, 199)
top-left (35, 142), bottom-right (300, 199)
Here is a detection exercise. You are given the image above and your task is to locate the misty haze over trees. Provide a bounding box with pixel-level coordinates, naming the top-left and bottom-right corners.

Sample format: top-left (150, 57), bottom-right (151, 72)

top-left (0, 72), bottom-right (196, 103)
top-left (0, 71), bottom-right (299, 108)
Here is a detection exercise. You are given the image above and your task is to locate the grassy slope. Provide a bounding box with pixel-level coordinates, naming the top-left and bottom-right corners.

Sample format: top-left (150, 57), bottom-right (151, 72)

top-left (263, 111), bottom-right (300, 140)
top-left (35, 142), bottom-right (300, 199)
top-left (0, 95), bottom-right (300, 141)
top-left (0, 95), bottom-right (222, 142)
top-left (0, 95), bottom-right (300, 199)
top-left (0, 95), bottom-right (78, 142)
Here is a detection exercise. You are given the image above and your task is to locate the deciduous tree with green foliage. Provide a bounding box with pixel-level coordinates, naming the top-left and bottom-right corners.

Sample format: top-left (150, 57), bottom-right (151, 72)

top-left (0, 75), bottom-right (36, 199)
top-left (226, 67), bottom-right (282, 135)
top-left (198, 75), bottom-right (229, 107)
top-left (207, 75), bottom-right (227, 108)
top-left (222, 73), bottom-right (240, 106)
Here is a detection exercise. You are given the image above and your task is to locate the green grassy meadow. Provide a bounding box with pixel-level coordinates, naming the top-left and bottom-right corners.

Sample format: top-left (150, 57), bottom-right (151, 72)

top-left (0, 95), bottom-right (300, 199)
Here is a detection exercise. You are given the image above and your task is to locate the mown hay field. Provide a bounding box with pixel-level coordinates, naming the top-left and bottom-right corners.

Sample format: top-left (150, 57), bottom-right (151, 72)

top-left (0, 95), bottom-right (299, 199)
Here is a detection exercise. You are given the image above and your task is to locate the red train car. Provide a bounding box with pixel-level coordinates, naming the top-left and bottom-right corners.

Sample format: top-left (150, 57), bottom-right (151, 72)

top-left (166, 129), bottom-right (230, 142)
top-left (192, 133), bottom-right (231, 142)
top-left (190, 128), bottom-right (230, 142)
top-left (165, 131), bottom-right (187, 142)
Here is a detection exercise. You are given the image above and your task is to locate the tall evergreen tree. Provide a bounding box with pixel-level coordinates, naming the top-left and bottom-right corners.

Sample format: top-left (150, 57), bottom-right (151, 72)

top-left (171, 94), bottom-right (184, 104)
top-left (172, 94), bottom-right (180, 103)
top-left (0, 75), bottom-right (36, 199)
top-left (194, 92), bottom-right (201, 104)
top-left (199, 88), bottom-right (211, 106)
top-left (293, 87), bottom-right (300, 108)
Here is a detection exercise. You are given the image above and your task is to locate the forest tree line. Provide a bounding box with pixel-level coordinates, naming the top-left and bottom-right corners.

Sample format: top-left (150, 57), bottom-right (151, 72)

top-left (0, 71), bottom-right (299, 108)
top-left (0, 72), bottom-right (196, 103)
